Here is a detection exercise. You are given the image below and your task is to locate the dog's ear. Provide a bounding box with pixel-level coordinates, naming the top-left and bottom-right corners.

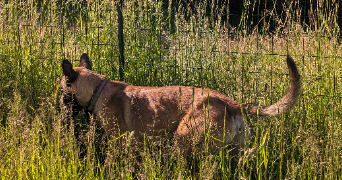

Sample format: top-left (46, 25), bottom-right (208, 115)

top-left (62, 60), bottom-right (78, 83)
top-left (79, 53), bottom-right (92, 70)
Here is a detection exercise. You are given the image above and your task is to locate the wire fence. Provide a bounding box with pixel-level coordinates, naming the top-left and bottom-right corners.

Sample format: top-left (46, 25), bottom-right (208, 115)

top-left (1, 0), bottom-right (342, 108)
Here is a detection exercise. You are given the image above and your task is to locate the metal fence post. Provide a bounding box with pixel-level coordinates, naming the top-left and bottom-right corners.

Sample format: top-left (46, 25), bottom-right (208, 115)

top-left (117, 0), bottom-right (124, 81)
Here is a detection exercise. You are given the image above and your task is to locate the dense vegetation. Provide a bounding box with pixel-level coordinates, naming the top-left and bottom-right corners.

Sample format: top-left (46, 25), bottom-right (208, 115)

top-left (1, 0), bottom-right (342, 179)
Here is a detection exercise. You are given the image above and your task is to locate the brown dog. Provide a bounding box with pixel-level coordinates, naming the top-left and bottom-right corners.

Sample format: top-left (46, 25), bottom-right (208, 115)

top-left (60, 54), bottom-right (301, 154)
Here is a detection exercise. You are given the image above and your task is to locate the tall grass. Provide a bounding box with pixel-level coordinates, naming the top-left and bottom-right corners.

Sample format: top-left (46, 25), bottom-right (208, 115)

top-left (1, 0), bottom-right (342, 179)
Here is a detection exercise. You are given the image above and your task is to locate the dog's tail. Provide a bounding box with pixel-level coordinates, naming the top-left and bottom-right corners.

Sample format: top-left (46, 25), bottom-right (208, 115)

top-left (242, 55), bottom-right (301, 117)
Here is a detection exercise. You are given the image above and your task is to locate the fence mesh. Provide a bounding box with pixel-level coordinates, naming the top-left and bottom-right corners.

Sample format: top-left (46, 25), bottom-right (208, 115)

top-left (1, 0), bottom-right (342, 110)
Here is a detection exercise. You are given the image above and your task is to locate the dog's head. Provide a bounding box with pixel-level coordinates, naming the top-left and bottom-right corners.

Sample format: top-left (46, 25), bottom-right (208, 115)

top-left (59, 53), bottom-right (94, 120)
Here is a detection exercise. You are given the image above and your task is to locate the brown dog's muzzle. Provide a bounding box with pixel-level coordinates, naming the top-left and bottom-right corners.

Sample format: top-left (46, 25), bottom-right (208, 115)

top-left (59, 92), bottom-right (83, 125)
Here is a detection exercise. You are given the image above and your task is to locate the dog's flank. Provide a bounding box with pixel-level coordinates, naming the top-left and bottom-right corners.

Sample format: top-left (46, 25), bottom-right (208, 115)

top-left (60, 53), bottom-right (301, 154)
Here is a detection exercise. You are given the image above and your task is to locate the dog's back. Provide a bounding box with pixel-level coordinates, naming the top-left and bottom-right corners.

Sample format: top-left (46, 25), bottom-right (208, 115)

top-left (60, 54), bottom-right (301, 154)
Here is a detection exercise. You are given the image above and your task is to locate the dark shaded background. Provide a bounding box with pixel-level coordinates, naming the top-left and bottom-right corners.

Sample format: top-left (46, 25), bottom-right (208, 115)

top-left (31, 0), bottom-right (341, 34)
top-left (162, 0), bottom-right (340, 34)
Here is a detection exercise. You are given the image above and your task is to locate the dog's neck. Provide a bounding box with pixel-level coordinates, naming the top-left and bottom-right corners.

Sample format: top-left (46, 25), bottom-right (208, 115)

top-left (70, 68), bottom-right (108, 109)
top-left (86, 79), bottom-right (108, 112)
